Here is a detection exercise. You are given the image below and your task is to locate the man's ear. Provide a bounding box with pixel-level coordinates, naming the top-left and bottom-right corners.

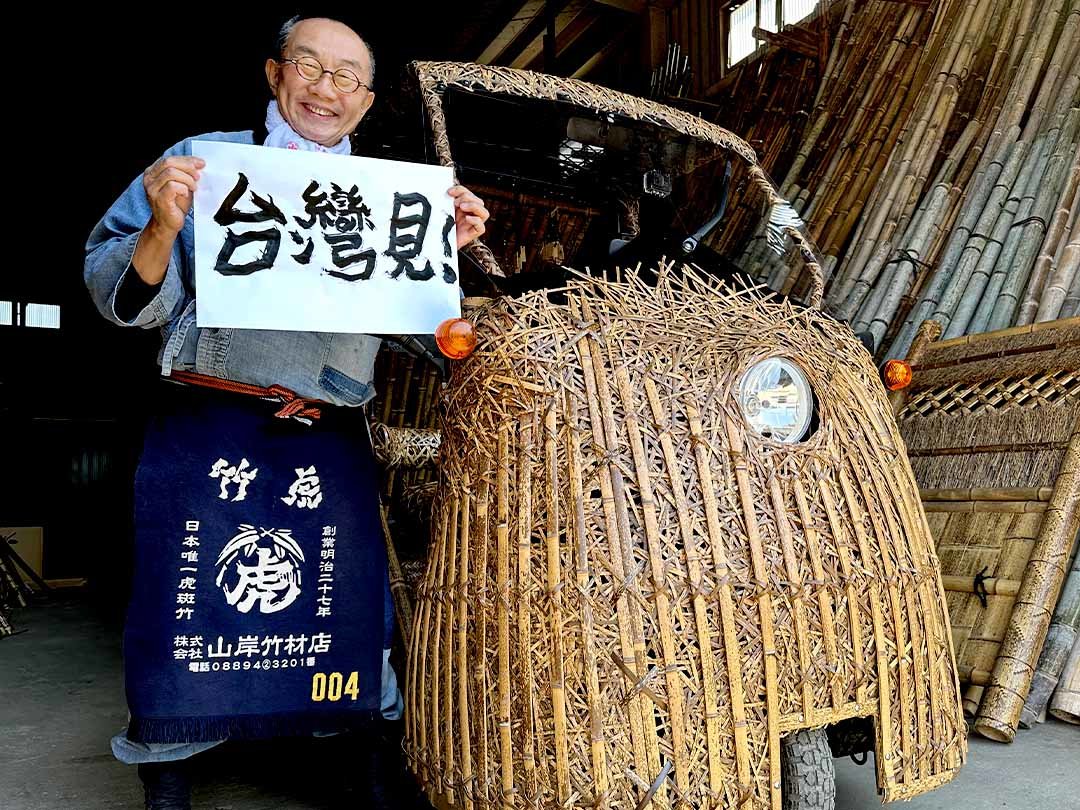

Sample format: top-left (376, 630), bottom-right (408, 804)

top-left (265, 59), bottom-right (280, 92)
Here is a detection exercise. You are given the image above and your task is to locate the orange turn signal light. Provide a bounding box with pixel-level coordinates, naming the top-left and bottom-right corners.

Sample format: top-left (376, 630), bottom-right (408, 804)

top-left (435, 318), bottom-right (477, 360)
top-left (883, 359), bottom-right (913, 391)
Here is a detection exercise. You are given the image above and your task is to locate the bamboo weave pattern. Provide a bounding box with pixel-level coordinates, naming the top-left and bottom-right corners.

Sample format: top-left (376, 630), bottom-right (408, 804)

top-left (406, 266), bottom-right (965, 809)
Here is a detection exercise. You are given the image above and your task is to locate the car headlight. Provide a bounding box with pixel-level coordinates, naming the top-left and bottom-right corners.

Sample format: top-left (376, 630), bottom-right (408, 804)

top-left (738, 358), bottom-right (815, 443)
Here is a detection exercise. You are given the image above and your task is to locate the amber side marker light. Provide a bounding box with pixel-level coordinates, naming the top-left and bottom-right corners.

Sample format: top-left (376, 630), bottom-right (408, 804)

top-left (883, 359), bottom-right (913, 391)
top-left (435, 318), bottom-right (477, 360)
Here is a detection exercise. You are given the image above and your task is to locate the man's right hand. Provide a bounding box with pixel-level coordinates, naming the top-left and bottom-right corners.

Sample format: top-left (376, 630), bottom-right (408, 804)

top-left (144, 156), bottom-right (204, 234)
top-left (133, 156), bottom-right (205, 285)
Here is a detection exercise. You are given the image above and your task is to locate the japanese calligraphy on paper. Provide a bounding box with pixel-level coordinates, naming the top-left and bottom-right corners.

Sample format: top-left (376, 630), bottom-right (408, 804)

top-left (193, 140), bottom-right (460, 334)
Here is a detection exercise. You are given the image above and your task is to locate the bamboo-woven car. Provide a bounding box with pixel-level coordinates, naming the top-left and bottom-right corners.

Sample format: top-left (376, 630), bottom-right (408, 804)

top-left (374, 61), bottom-right (967, 810)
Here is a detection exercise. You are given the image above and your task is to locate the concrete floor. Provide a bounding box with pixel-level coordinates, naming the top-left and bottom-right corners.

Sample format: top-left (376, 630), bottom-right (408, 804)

top-left (1, 596), bottom-right (1077, 809)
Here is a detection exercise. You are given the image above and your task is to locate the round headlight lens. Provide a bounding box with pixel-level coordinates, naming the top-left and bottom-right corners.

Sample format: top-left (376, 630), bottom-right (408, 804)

top-left (738, 358), bottom-right (814, 443)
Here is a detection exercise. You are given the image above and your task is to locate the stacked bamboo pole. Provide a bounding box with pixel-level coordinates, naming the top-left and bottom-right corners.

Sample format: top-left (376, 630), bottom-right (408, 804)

top-left (713, 0), bottom-right (1080, 354)
top-left (1049, 637), bottom-right (1080, 722)
top-left (871, 0), bottom-right (1079, 355)
top-left (1020, 545), bottom-right (1080, 727)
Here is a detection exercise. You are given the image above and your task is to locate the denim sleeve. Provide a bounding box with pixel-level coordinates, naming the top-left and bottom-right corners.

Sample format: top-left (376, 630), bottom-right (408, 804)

top-left (83, 140), bottom-right (191, 329)
top-left (114, 264), bottom-right (163, 323)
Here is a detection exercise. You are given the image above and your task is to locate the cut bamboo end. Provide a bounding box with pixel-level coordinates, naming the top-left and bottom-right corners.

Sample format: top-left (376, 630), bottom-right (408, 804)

top-left (972, 716), bottom-right (1015, 744)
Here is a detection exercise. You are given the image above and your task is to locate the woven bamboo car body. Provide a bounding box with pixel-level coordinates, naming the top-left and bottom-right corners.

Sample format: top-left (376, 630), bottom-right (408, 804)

top-left (399, 62), bottom-right (966, 809)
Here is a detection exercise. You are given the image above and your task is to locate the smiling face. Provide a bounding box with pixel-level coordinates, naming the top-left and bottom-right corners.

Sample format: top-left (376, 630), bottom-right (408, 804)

top-left (265, 17), bottom-right (375, 147)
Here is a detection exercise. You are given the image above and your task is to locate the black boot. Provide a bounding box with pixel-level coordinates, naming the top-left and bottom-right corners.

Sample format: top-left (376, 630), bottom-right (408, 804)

top-left (137, 762), bottom-right (192, 810)
top-left (349, 719), bottom-right (410, 809)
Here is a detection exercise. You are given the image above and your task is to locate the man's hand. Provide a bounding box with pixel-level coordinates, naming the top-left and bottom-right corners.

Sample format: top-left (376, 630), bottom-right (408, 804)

top-left (145, 156), bottom-right (205, 235)
top-left (449, 185), bottom-right (489, 249)
top-left (133, 156), bottom-right (205, 285)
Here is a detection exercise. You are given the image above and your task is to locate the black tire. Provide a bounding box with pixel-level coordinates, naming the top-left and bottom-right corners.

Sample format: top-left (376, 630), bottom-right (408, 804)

top-left (781, 728), bottom-right (836, 810)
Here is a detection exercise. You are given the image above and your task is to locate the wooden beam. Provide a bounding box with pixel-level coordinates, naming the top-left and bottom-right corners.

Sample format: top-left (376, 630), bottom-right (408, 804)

top-left (512, 0), bottom-right (588, 69)
top-left (477, 0), bottom-right (547, 64)
top-left (590, 0), bottom-right (645, 12)
top-left (757, 20), bottom-right (818, 51)
top-left (524, 5), bottom-right (603, 71)
top-left (544, 0), bottom-right (558, 69)
top-left (640, 1), bottom-right (666, 74)
top-left (752, 25), bottom-right (818, 60)
top-left (572, 22), bottom-right (633, 78)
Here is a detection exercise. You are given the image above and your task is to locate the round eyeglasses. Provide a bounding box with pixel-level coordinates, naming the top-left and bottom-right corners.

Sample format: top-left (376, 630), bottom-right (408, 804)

top-left (278, 56), bottom-right (371, 94)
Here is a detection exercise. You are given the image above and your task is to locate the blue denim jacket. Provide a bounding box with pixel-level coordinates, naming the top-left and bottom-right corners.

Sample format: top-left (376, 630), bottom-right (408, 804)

top-left (84, 131), bottom-right (382, 407)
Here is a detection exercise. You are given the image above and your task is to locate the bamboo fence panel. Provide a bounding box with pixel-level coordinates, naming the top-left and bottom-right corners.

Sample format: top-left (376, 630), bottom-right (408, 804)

top-left (896, 318), bottom-right (1080, 740)
top-left (974, 422), bottom-right (1080, 740)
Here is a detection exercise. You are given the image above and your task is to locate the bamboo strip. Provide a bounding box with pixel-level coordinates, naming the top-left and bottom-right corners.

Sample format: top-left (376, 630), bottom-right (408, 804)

top-left (644, 379), bottom-right (726, 795)
top-left (571, 299), bottom-right (654, 793)
top-left (456, 475), bottom-right (474, 808)
top-left (442, 490), bottom-right (460, 804)
top-left (769, 477), bottom-right (817, 726)
top-left (578, 298), bottom-right (666, 802)
top-left (614, 366), bottom-right (691, 800)
top-left (496, 424), bottom-right (513, 808)
top-left (687, 402), bottom-right (755, 808)
top-left (565, 390), bottom-right (609, 807)
top-left (516, 415), bottom-right (538, 802)
top-left (942, 575), bottom-right (1021, 597)
top-left (541, 402), bottom-right (571, 804)
top-left (920, 487), bottom-right (1055, 501)
top-left (475, 473), bottom-right (493, 805)
top-left (725, 414), bottom-right (783, 810)
top-left (793, 480), bottom-right (844, 713)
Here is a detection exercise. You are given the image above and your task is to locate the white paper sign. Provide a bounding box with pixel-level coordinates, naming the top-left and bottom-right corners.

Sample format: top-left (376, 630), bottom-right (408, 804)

top-left (193, 140), bottom-right (460, 334)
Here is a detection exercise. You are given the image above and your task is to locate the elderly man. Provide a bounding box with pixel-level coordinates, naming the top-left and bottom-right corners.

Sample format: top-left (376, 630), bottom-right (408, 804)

top-left (85, 15), bottom-right (487, 810)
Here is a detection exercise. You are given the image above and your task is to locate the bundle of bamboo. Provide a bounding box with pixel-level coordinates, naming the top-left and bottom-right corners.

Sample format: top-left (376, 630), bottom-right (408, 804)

top-left (712, 0), bottom-right (1080, 354)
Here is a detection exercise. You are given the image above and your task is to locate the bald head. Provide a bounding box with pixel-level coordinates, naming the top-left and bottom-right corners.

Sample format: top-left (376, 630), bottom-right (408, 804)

top-left (278, 15), bottom-right (375, 84)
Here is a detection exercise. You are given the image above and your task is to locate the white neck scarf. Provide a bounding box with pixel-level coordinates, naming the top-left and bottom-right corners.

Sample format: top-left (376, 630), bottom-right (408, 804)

top-left (263, 100), bottom-right (352, 155)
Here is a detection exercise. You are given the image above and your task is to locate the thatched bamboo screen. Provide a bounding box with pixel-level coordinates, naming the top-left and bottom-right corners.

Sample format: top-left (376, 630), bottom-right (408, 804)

top-left (406, 266), bottom-right (965, 809)
top-left (708, 0), bottom-right (1080, 356)
top-left (896, 317), bottom-right (1080, 741)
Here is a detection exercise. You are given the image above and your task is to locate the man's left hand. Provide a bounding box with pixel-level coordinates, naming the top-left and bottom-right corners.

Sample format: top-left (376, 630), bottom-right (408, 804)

top-left (449, 185), bottom-right (490, 249)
